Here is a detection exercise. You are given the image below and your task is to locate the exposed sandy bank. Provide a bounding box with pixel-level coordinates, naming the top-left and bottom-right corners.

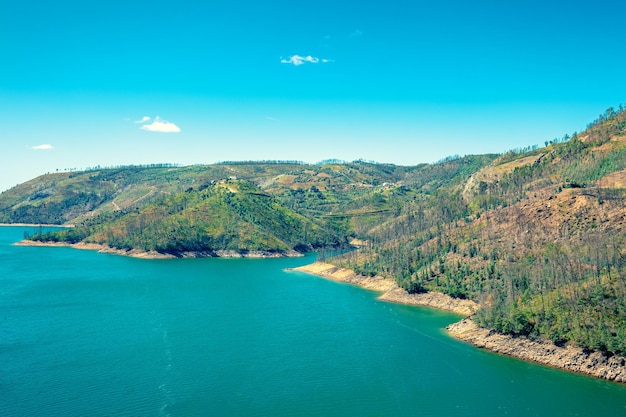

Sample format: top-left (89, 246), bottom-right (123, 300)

top-left (291, 261), bottom-right (478, 316)
top-left (14, 240), bottom-right (303, 259)
top-left (447, 318), bottom-right (626, 383)
top-left (15, 240), bottom-right (175, 259)
top-left (0, 223), bottom-right (74, 227)
top-left (177, 249), bottom-right (303, 258)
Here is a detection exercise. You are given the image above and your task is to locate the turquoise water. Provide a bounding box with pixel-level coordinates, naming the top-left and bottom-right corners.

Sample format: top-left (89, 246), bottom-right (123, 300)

top-left (1, 226), bottom-right (625, 416)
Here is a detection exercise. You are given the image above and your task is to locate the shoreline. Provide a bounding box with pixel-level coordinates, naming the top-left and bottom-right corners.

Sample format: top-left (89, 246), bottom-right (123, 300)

top-left (290, 261), bottom-right (478, 316)
top-left (292, 261), bottom-right (626, 384)
top-left (14, 240), bottom-right (304, 259)
top-left (0, 223), bottom-right (74, 227)
top-left (447, 318), bottom-right (626, 384)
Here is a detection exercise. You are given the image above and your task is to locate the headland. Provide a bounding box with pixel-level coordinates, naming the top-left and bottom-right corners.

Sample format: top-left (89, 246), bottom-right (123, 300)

top-left (292, 261), bottom-right (626, 384)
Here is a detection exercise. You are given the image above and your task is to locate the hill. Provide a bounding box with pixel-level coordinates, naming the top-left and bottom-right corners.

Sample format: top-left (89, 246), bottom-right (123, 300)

top-left (333, 106), bottom-right (626, 356)
top-left (20, 178), bottom-right (352, 256)
top-left (1, 157), bottom-right (496, 257)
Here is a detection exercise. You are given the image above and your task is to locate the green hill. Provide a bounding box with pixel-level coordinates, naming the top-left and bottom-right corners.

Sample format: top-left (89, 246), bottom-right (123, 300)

top-left (26, 179), bottom-right (349, 256)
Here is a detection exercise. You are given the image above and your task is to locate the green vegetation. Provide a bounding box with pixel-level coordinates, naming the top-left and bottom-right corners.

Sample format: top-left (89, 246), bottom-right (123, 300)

top-left (3, 105), bottom-right (626, 356)
top-left (333, 106), bottom-right (626, 355)
top-left (27, 179), bottom-right (349, 255)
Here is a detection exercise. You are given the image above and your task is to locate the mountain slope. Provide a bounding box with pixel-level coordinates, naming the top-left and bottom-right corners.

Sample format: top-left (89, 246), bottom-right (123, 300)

top-left (333, 106), bottom-right (626, 355)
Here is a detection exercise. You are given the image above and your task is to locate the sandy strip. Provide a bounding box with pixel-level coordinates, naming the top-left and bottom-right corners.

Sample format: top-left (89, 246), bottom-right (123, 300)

top-left (14, 240), bottom-right (175, 259)
top-left (290, 261), bottom-right (478, 316)
top-left (0, 223), bottom-right (74, 227)
top-left (14, 240), bottom-right (304, 259)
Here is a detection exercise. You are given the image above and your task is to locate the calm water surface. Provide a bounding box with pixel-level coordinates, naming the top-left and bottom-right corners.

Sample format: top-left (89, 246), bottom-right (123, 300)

top-left (1, 226), bottom-right (625, 416)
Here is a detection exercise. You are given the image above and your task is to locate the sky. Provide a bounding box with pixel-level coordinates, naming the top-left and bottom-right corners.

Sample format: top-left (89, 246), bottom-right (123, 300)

top-left (2, 0), bottom-right (626, 192)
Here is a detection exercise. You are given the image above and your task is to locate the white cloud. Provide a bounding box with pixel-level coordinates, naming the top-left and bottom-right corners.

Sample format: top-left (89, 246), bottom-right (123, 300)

top-left (139, 116), bottom-right (181, 133)
top-left (32, 144), bottom-right (53, 150)
top-left (350, 29), bottom-right (364, 38)
top-left (280, 55), bottom-right (331, 66)
top-left (135, 116), bottom-right (151, 124)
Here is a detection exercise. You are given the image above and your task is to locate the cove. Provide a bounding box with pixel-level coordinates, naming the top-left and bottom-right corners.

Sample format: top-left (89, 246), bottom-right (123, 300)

top-left (1, 226), bottom-right (625, 416)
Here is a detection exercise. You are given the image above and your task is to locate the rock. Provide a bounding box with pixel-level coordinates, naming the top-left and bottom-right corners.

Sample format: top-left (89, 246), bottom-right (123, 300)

top-left (447, 318), bottom-right (626, 384)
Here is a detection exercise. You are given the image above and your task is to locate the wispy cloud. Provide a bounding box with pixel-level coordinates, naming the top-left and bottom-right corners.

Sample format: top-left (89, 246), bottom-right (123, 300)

top-left (320, 35), bottom-right (332, 48)
top-left (135, 116), bottom-right (151, 124)
top-left (32, 144), bottom-right (53, 150)
top-left (350, 29), bottom-right (364, 38)
top-left (139, 116), bottom-right (181, 133)
top-left (280, 55), bottom-right (332, 66)
top-left (265, 116), bottom-right (279, 121)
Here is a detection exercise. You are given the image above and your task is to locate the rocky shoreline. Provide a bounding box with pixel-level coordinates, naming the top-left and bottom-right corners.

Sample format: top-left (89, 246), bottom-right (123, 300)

top-left (293, 261), bottom-right (626, 384)
top-left (447, 318), bottom-right (626, 383)
top-left (14, 240), bottom-right (303, 259)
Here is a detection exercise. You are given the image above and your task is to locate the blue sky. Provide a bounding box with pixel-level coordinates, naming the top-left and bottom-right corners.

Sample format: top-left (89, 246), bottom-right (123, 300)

top-left (2, 0), bottom-right (626, 191)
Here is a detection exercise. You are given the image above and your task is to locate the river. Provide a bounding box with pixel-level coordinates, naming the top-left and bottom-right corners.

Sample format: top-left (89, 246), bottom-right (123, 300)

top-left (1, 226), bottom-right (625, 416)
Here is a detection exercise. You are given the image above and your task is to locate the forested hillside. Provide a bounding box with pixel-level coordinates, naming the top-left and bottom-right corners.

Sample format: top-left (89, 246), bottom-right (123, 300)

top-left (2, 156), bottom-right (496, 256)
top-left (3, 105), bottom-right (626, 356)
top-left (30, 179), bottom-right (349, 255)
top-left (334, 106), bottom-right (626, 355)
